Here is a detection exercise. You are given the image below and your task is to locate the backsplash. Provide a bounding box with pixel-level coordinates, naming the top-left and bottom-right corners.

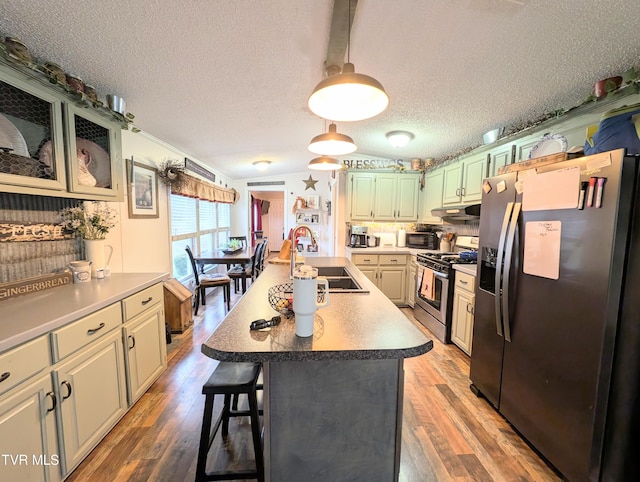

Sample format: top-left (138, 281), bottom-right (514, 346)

top-left (0, 193), bottom-right (81, 284)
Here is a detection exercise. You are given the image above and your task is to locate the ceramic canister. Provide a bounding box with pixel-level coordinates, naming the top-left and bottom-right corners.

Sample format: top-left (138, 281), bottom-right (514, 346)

top-left (292, 265), bottom-right (329, 337)
top-left (68, 261), bottom-right (92, 283)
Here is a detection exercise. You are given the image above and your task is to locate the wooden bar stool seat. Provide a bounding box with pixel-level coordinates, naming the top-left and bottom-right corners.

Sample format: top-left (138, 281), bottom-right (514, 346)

top-left (195, 362), bottom-right (264, 482)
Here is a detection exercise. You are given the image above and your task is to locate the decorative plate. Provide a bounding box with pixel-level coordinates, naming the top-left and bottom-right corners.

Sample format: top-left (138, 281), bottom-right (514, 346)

top-left (39, 138), bottom-right (112, 188)
top-left (528, 134), bottom-right (568, 159)
top-left (0, 113), bottom-right (29, 157)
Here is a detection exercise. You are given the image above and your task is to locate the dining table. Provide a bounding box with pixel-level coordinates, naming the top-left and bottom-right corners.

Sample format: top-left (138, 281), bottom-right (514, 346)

top-left (195, 246), bottom-right (254, 293)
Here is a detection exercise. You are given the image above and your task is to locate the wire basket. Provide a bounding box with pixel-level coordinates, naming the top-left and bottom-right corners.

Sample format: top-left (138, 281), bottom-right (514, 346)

top-left (267, 283), bottom-right (326, 313)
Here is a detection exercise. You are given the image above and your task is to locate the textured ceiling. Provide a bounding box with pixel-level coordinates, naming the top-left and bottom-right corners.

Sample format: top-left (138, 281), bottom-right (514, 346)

top-left (2, 0), bottom-right (639, 180)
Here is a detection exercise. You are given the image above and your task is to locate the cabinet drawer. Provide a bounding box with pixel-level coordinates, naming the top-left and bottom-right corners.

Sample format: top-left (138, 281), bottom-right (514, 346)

top-left (51, 303), bottom-right (122, 362)
top-left (379, 254), bottom-right (407, 265)
top-left (455, 271), bottom-right (476, 292)
top-left (0, 336), bottom-right (50, 396)
top-left (352, 254), bottom-right (379, 265)
top-left (122, 283), bottom-right (163, 321)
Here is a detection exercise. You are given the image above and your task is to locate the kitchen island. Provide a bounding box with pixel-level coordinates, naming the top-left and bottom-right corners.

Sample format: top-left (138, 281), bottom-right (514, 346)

top-left (202, 257), bottom-right (432, 482)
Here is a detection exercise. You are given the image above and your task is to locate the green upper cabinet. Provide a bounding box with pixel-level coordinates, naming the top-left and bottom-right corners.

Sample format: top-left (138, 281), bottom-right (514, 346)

top-left (0, 59), bottom-right (124, 201)
top-left (347, 172), bottom-right (420, 222)
top-left (443, 155), bottom-right (487, 206)
top-left (348, 172), bottom-right (376, 221)
top-left (420, 168), bottom-right (444, 224)
top-left (489, 145), bottom-right (514, 177)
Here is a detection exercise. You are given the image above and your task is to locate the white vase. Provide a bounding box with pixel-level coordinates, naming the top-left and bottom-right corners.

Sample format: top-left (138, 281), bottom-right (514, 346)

top-left (84, 239), bottom-right (105, 277)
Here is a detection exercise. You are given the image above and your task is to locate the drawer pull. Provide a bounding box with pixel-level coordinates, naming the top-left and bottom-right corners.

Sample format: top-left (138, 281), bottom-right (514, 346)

top-left (87, 322), bottom-right (105, 335)
top-left (459, 280), bottom-right (468, 285)
top-left (46, 392), bottom-right (57, 412)
top-left (61, 381), bottom-right (72, 400)
top-left (128, 335), bottom-right (136, 350)
top-left (0, 372), bottom-right (10, 383)
top-left (141, 296), bottom-right (153, 305)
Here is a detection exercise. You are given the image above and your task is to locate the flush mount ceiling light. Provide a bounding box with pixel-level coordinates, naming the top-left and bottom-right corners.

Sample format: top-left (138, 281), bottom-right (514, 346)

top-left (307, 0), bottom-right (389, 122)
top-left (386, 131), bottom-right (414, 148)
top-left (308, 156), bottom-right (342, 171)
top-left (252, 160), bottom-right (271, 171)
top-left (308, 123), bottom-right (357, 155)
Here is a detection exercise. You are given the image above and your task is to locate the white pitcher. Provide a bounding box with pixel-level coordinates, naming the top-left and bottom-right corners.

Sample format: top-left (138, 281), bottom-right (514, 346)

top-left (293, 265), bottom-right (329, 337)
top-left (84, 240), bottom-right (114, 277)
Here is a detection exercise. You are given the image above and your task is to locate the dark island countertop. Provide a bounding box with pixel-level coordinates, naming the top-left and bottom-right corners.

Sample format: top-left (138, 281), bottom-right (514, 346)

top-left (201, 257), bottom-right (433, 362)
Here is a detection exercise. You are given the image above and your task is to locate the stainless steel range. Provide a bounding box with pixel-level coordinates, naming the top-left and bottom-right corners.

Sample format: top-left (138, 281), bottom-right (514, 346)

top-left (414, 236), bottom-right (478, 343)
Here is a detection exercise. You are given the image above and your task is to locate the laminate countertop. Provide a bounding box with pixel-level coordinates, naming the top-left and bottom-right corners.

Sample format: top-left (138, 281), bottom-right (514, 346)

top-left (0, 272), bottom-right (169, 353)
top-left (202, 257), bottom-right (433, 362)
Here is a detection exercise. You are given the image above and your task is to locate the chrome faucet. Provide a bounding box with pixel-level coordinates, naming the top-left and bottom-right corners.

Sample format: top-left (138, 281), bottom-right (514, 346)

top-left (290, 224), bottom-right (318, 278)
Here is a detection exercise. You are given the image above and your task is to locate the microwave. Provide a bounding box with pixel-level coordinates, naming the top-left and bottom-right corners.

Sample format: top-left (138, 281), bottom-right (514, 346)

top-left (406, 232), bottom-right (438, 249)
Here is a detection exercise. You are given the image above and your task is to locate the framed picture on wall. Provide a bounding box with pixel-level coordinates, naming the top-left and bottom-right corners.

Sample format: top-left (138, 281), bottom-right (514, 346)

top-left (127, 159), bottom-right (159, 218)
top-left (311, 214), bottom-right (319, 223)
top-left (296, 212), bottom-right (305, 222)
top-left (306, 195), bottom-right (320, 209)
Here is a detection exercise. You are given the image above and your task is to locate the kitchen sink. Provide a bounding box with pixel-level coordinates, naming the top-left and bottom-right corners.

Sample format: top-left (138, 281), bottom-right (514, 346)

top-left (315, 266), bottom-right (369, 293)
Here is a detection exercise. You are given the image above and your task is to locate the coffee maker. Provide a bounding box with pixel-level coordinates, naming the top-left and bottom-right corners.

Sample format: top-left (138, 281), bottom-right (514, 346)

top-left (349, 225), bottom-right (368, 247)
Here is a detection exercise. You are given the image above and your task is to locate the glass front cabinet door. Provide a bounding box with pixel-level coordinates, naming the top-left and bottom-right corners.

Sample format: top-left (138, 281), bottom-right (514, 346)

top-left (0, 64), bottom-right (67, 192)
top-left (64, 103), bottom-right (122, 199)
top-left (0, 60), bottom-right (124, 201)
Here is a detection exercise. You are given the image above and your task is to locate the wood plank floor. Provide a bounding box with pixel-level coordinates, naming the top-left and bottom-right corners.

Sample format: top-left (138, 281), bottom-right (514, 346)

top-left (66, 279), bottom-right (562, 482)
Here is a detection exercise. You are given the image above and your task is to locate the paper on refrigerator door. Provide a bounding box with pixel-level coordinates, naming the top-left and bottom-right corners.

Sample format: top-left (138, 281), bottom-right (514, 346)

top-left (522, 166), bottom-right (580, 211)
top-left (523, 221), bottom-right (561, 280)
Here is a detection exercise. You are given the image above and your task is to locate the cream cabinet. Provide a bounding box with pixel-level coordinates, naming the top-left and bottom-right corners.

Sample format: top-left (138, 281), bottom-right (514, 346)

top-left (0, 373), bottom-right (61, 482)
top-left (347, 172), bottom-right (420, 222)
top-left (122, 284), bottom-right (167, 405)
top-left (0, 336), bottom-right (60, 482)
top-left (420, 168), bottom-right (445, 223)
top-left (352, 253), bottom-right (408, 305)
top-left (442, 155), bottom-right (487, 206)
top-left (451, 270), bottom-right (476, 356)
top-left (0, 58), bottom-right (124, 201)
top-left (53, 324), bottom-right (127, 476)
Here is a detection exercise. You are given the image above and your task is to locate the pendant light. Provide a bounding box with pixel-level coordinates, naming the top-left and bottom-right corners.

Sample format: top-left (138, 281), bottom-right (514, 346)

top-left (308, 156), bottom-right (343, 171)
top-left (308, 122), bottom-right (357, 155)
top-left (307, 0), bottom-right (389, 122)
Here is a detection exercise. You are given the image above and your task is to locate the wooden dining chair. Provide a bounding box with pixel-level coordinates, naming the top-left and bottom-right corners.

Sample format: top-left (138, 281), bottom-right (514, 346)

top-left (185, 245), bottom-right (231, 314)
top-left (227, 240), bottom-right (265, 293)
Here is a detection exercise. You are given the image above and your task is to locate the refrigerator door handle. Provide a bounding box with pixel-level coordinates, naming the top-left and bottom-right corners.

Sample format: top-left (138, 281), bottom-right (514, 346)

top-left (502, 202), bottom-right (521, 342)
top-left (495, 202), bottom-right (514, 337)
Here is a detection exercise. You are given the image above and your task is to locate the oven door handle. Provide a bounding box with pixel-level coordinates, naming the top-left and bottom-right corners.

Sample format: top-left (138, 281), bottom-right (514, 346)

top-left (418, 265), bottom-right (448, 279)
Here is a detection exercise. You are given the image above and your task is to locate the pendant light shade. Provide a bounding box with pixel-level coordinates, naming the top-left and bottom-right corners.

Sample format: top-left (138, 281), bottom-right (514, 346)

top-left (308, 63), bottom-right (389, 122)
top-left (308, 123), bottom-right (357, 155)
top-left (308, 156), bottom-right (342, 171)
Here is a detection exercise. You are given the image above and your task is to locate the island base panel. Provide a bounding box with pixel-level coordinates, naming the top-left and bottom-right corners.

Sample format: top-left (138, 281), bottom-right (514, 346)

top-left (264, 358), bottom-right (403, 481)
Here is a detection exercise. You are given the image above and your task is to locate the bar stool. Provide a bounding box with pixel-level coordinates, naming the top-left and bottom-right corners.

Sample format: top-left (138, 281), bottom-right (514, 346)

top-left (196, 362), bottom-right (264, 482)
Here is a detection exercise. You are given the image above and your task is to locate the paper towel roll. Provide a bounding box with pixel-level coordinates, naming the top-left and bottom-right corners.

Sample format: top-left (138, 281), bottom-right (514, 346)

top-left (398, 229), bottom-right (406, 247)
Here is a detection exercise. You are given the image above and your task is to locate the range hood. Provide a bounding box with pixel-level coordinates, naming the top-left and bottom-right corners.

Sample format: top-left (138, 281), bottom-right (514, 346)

top-left (431, 204), bottom-right (481, 221)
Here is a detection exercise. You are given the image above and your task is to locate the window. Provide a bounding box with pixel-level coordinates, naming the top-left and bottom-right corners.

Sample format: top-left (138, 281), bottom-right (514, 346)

top-left (170, 194), bottom-right (231, 281)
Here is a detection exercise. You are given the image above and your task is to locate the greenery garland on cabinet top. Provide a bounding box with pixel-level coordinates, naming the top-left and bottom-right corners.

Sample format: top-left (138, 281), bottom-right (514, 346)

top-left (428, 65), bottom-right (640, 169)
top-left (0, 36), bottom-right (137, 131)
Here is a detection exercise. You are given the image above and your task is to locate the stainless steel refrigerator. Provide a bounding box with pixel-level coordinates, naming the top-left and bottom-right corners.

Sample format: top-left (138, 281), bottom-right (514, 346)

top-left (470, 148), bottom-right (640, 481)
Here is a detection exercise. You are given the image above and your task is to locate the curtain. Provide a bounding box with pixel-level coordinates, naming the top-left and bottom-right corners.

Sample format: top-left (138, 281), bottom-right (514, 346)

top-left (251, 197), bottom-right (262, 246)
top-left (170, 173), bottom-right (237, 204)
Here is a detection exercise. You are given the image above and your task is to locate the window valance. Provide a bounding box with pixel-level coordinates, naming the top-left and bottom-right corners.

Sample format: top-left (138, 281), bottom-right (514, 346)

top-left (170, 173), bottom-right (237, 204)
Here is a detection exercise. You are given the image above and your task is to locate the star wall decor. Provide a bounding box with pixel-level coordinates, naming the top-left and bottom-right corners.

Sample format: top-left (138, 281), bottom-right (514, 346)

top-left (303, 175), bottom-right (318, 191)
